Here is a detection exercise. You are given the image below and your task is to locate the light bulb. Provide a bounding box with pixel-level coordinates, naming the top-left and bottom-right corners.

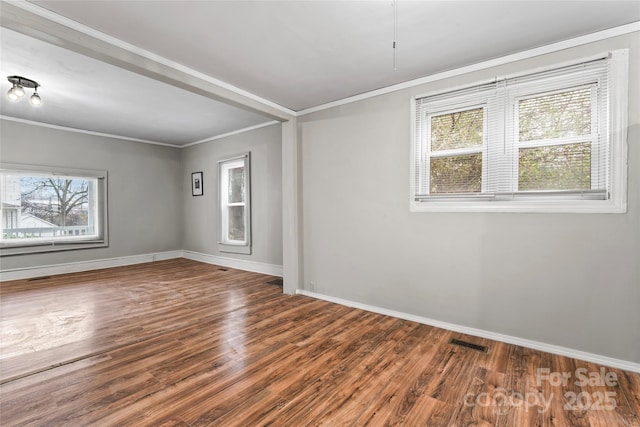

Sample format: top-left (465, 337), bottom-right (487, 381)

top-left (30, 92), bottom-right (41, 106)
top-left (7, 87), bottom-right (19, 101)
top-left (13, 85), bottom-right (25, 98)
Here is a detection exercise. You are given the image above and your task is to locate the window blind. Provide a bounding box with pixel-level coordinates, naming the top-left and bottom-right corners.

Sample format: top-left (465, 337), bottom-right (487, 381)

top-left (413, 56), bottom-right (610, 202)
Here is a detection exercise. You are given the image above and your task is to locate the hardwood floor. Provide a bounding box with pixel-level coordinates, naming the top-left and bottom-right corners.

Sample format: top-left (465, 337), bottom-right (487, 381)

top-left (1, 258), bottom-right (638, 426)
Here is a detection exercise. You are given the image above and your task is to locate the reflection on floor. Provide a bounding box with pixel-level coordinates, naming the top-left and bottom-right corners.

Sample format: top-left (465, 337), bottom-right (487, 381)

top-left (1, 258), bottom-right (638, 426)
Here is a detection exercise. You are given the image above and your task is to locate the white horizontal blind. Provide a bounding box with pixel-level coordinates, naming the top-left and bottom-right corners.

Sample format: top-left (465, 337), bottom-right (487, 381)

top-left (414, 57), bottom-right (610, 202)
top-left (414, 83), bottom-right (497, 198)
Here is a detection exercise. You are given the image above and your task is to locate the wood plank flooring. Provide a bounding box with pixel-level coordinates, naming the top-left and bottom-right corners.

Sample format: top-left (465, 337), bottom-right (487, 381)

top-left (0, 258), bottom-right (638, 426)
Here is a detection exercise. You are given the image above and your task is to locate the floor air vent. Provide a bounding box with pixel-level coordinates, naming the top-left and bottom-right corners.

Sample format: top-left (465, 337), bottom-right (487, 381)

top-left (27, 276), bottom-right (51, 281)
top-left (449, 338), bottom-right (489, 353)
top-left (266, 278), bottom-right (283, 286)
top-left (218, 268), bottom-right (228, 272)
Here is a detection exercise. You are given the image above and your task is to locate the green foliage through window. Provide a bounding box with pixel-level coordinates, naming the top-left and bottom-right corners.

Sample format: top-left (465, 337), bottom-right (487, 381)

top-left (430, 154), bottom-right (482, 194)
top-left (519, 143), bottom-right (591, 191)
top-left (519, 87), bottom-right (592, 142)
top-left (413, 53), bottom-right (626, 211)
top-left (431, 108), bottom-right (483, 151)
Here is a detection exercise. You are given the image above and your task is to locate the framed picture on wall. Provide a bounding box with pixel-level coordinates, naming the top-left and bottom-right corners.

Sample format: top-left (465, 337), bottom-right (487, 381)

top-left (191, 171), bottom-right (203, 196)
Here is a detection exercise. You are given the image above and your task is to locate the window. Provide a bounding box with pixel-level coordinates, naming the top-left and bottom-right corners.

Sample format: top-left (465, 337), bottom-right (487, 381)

top-left (428, 106), bottom-right (485, 194)
top-left (411, 50), bottom-right (628, 213)
top-left (0, 164), bottom-right (108, 255)
top-left (218, 153), bottom-right (251, 254)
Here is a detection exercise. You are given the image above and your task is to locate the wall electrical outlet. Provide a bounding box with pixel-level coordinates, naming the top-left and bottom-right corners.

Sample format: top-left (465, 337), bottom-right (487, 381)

top-left (309, 281), bottom-right (316, 292)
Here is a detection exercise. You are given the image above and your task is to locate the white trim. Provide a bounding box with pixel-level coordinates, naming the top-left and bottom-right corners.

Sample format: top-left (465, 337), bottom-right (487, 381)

top-left (607, 49), bottom-right (629, 214)
top-left (183, 121), bottom-right (280, 147)
top-left (1, 116), bottom-right (281, 149)
top-left (3, 252), bottom-right (633, 370)
top-left (295, 289), bottom-right (640, 374)
top-left (408, 200), bottom-right (624, 214)
top-left (0, 250), bottom-right (182, 281)
top-left (298, 22), bottom-right (640, 115)
top-left (281, 118), bottom-right (301, 295)
top-left (0, 163), bottom-right (110, 256)
top-left (182, 250), bottom-right (283, 277)
top-left (0, 115), bottom-right (181, 147)
top-left (0, 249), bottom-right (283, 281)
top-left (8, 1), bottom-right (637, 118)
top-left (217, 154), bottom-right (252, 254)
top-left (410, 52), bottom-right (608, 104)
top-left (7, 0), bottom-right (296, 118)
top-left (409, 50), bottom-right (628, 214)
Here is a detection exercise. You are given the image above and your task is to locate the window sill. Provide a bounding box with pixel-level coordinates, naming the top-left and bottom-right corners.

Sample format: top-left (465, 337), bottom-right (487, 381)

top-left (218, 242), bottom-right (251, 255)
top-left (0, 240), bottom-right (108, 256)
top-left (409, 199), bottom-right (627, 214)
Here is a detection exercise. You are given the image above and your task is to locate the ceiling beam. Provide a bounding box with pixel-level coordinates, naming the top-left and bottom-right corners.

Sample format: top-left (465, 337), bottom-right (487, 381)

top-left (0, 1), bottom-right (295, 122)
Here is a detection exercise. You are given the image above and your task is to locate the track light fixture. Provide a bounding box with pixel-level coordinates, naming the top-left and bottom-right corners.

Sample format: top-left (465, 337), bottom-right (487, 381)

top-left (6, 76), bottom-right (42, 106)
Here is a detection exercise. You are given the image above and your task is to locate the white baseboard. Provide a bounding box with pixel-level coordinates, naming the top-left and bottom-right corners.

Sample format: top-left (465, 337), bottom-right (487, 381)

top-left (296, 289), bottom-right (640, 374)
top-left (2, 251), bottom-right (634, 371)
top-left (182, 250), bottom-right (283, 277)
top-left (0, 250), bottom-right (183, 281)
top-left (0, 250), bottom-right (283, 281)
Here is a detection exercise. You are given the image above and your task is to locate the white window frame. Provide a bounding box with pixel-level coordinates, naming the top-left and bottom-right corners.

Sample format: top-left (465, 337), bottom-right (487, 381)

top-left (425, 103), bottom-right (489, 194)
top-left (510, 82), bottom-right (603, 193)
top-left (0, 163), bottom-right (108, 256)
top-left (410, 50), bottom-right (629, 213)
top-left (218, 153), bottom-right (251, 254)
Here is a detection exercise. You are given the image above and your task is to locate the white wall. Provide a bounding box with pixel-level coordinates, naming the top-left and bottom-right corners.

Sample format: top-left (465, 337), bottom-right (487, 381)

top-left (181, 123), bottom-right (283, 267)
top-left (0, 119), bottom-right (284, 274)
top-left (0, 119), bottom-right (183, 270)
top-left (298, 33), bottom-right (640, 363)
top-left (1, 32), bottom-right (636, 366)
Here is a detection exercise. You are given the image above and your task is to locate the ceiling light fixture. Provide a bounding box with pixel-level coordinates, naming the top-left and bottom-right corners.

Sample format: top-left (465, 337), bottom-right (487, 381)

top-left (30, 89), bottom-right (42, 106)
top-left (6, 76), bottom-right (42, 106)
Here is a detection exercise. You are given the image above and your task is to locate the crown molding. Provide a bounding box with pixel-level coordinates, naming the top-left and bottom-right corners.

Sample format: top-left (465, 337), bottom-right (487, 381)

top-left (4, 2), bottom-right (638, 119)
top-left (0, 115), bottom-right (181, 147)
top-left (297, 21), bottom-right (640, 116)
top-left (1, 116), bottom-right (282, 149)
top-left (182, 120), bottom-right (281, 148)
top-left (3, 0), bottom-right (296, 119)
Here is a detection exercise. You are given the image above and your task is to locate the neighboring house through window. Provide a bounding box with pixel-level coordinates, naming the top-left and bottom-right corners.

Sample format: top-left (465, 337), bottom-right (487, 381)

top-left (0, 164), bottom-right (108, 255)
